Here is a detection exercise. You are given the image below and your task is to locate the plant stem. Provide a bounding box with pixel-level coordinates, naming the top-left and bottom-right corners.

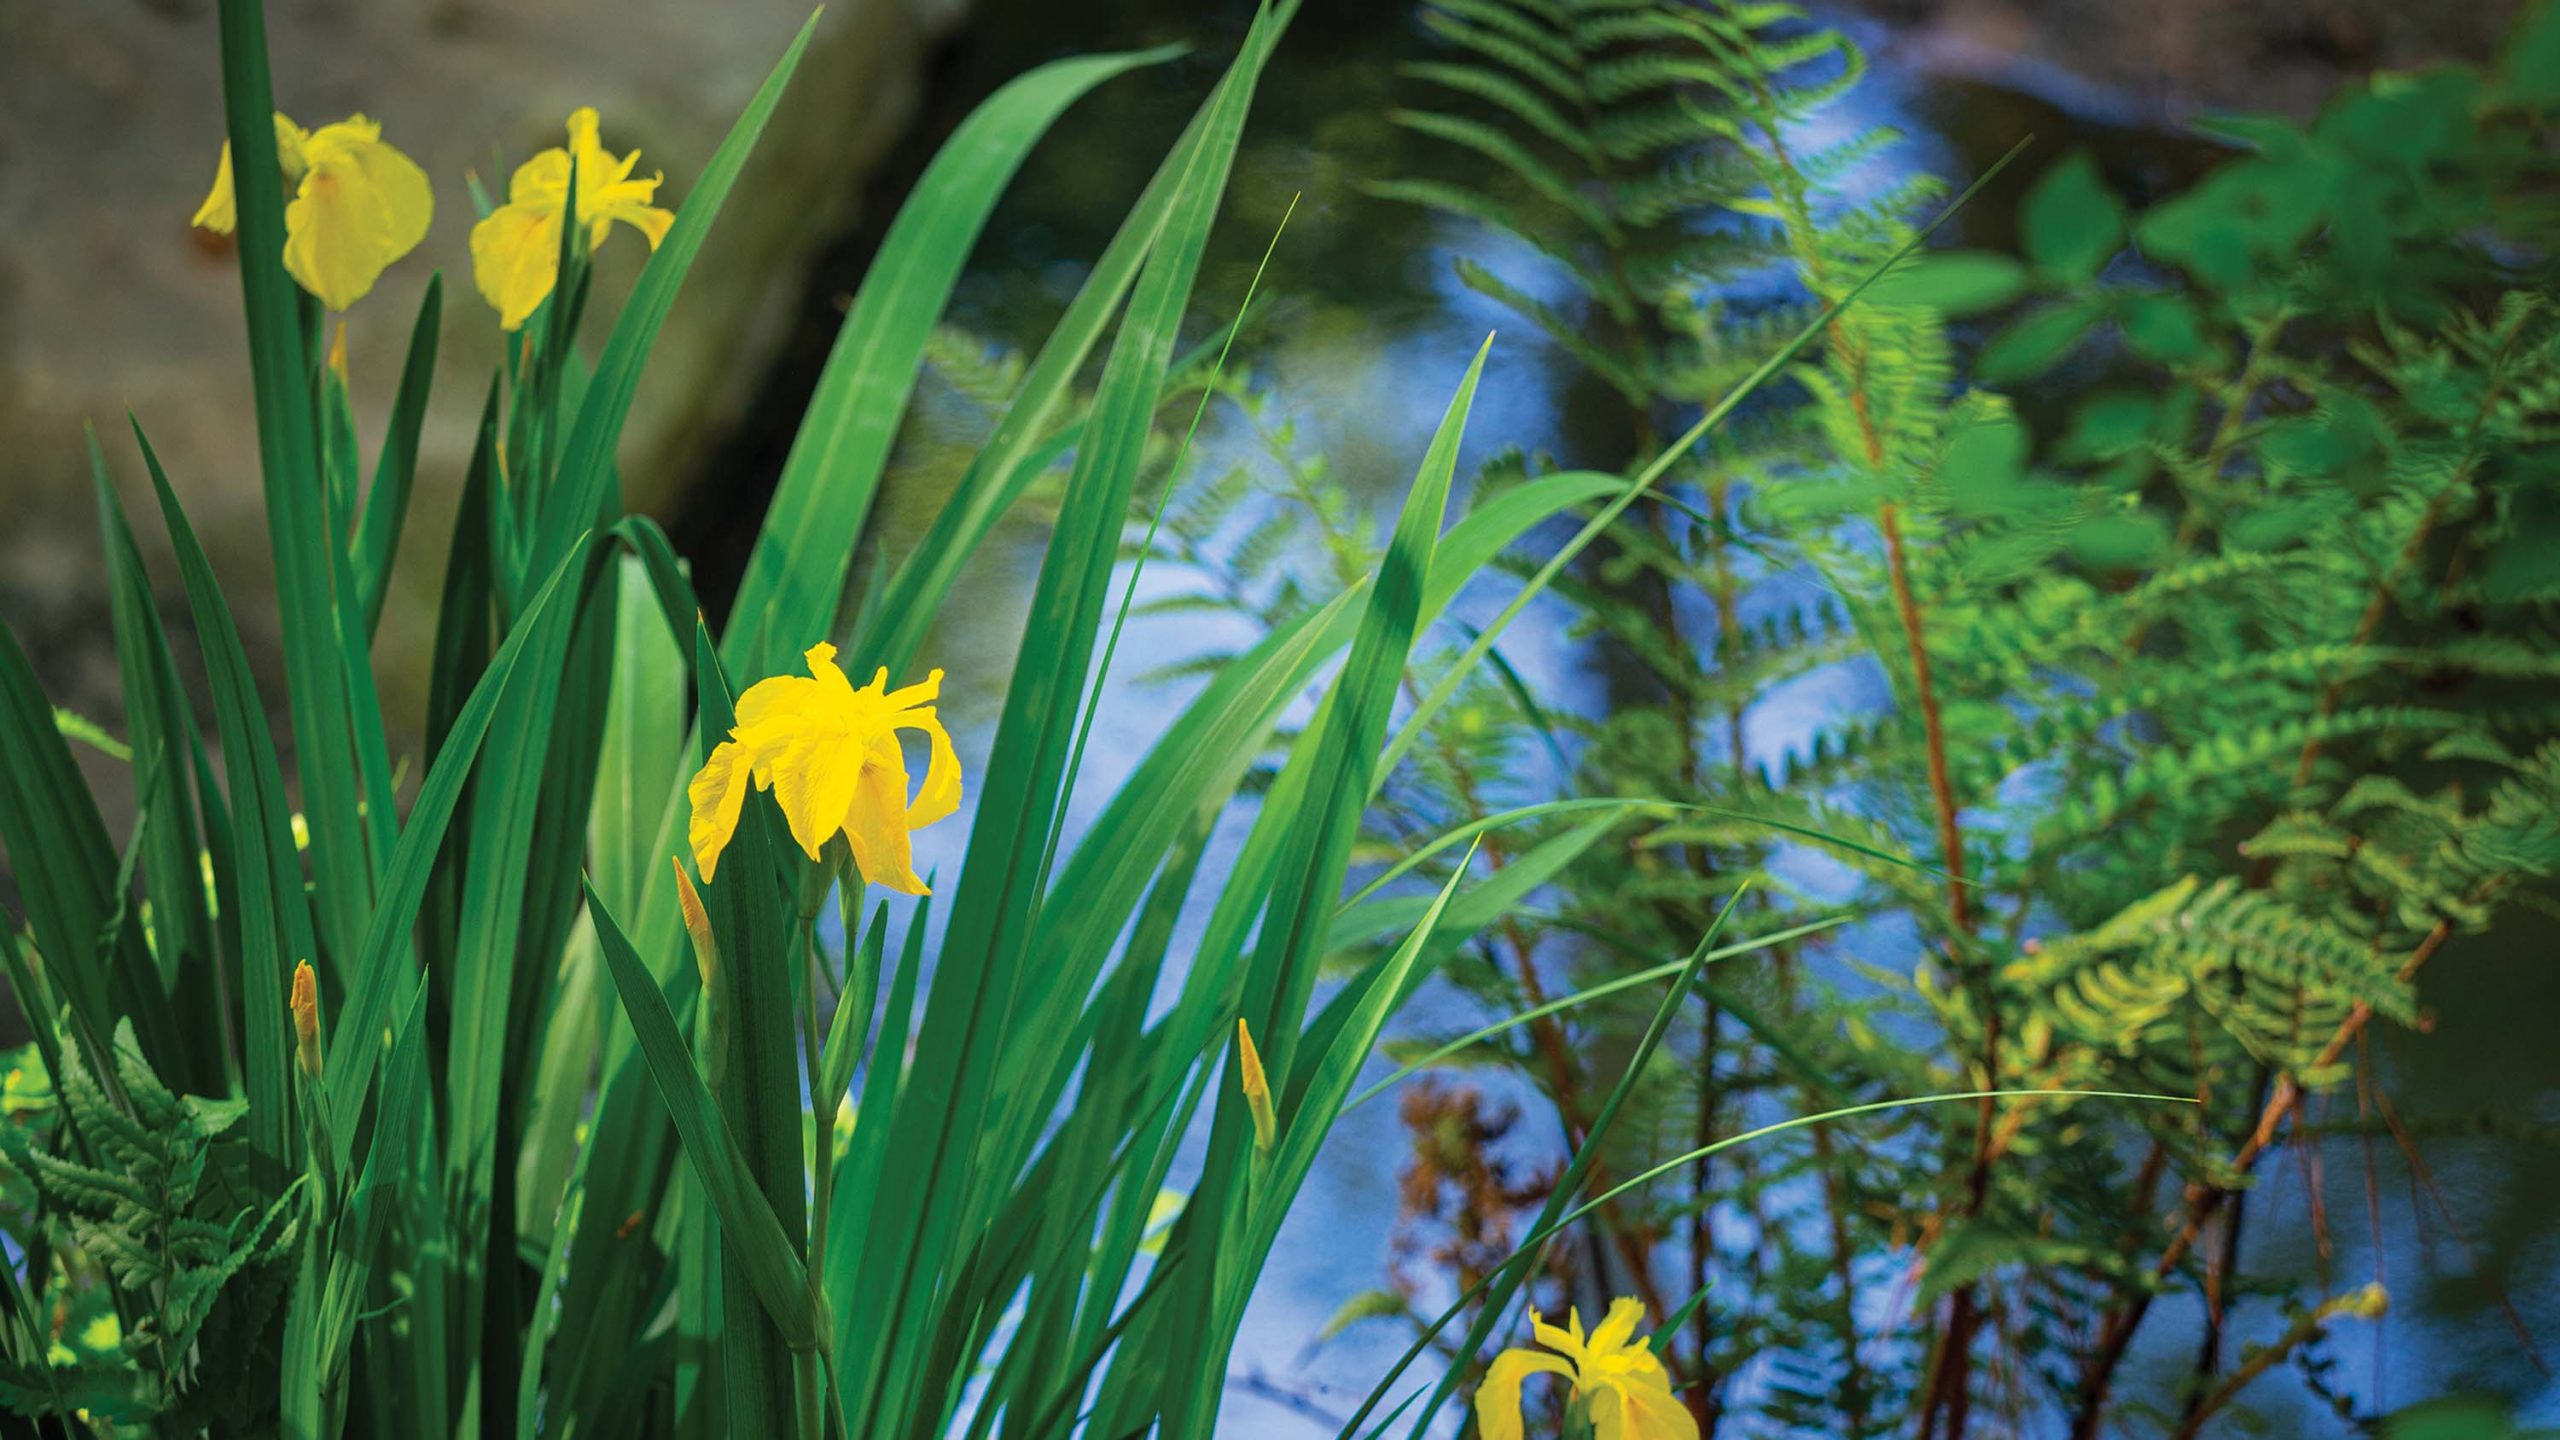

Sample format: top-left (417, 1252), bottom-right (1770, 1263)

top-left (2070, 917), bottom-right (2458, 1437)
top-left (800, 912), bottom-right (830, 1440)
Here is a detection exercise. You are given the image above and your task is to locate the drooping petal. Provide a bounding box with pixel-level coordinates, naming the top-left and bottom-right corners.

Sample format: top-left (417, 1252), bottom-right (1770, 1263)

top-left (193, 113), bottom-right (315, 235)
top-left (470, 201), bottom-right (565, 331)
top-left (1474, 1348), bottom-right (1577, 1440)
top-left (1587, 1371), bottom-right (1698, 1440)
top-left (686, 738), bottom-right (757, 881)
top-left (903, 708), bottom-right (963, 829)
top-left (768, 725), bottom-right (866, 863)
top-left (281, 121), bottom-right (433, 311)
top-left (593, 188), bottom-right (674, 251)
top-left (840, 744), bottom-right (929, 895)
top-left (192, 142), bottom-right (238, 234)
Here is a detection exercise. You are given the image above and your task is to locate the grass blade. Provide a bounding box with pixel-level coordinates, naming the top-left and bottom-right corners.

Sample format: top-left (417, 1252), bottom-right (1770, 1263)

top-left (354, 273), bottom-right (443, 640)
top-left (530, 12), bottom-right (821, 585)
top-left (725, 44), bottom-right (1179, 675)
top-left (587, 879), bottom-right (818, 1354)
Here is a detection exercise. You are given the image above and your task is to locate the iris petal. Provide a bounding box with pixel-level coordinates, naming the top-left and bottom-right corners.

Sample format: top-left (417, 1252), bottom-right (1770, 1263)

top-left (842, 751), bottom-right (928, 895)
top-left (905, 711), bottom-right (963, 829)
top-left (686, 739), bottom-right (756, 881)
top-left (1474, 1349), bottom-right (1576, 1440)
top-left (1588, 1297), bottom-right (1647, 1357)
top-left (282, 123), bottom-right (433, 311)
top-left (684, 645), bottom-right (961, 898)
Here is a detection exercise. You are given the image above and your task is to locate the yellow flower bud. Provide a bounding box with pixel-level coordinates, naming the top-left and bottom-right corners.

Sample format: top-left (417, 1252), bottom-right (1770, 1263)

top-left (290, 959), bottom-right (323, 1080)
top-left (1236, 1018), bottom-right (1276, 1155)
top-left (672, 856), bottom-right (718, 989)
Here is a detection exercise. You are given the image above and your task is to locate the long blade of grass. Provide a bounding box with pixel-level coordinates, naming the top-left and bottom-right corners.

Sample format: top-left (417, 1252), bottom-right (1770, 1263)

top-left (725, 44), bottom-right (1180, 676)
top-left (354, 274), bottom-right (442, 640)
top-left (326, 539), bottom-right (598, 1151)
top-left (688, 618), bottom-right (812, 1433)
top-left (587, 878), bottom-right (819, 1353)
top-left (130, 418), bottom-right (319, 1169)
top-left (1150, 335), bottom-right (1492, 1437)
top-left (1345, 914), bottom-right (1848, 1111)
top-left (841, 12), bottom-right (1293, 1434)
top-left (90, 434), bottom-right (220, 1060)
top-left (1340, 887), bottom-right (1748, 1438)
top-left (528, 12), bottom-right (820, 585)
top-left (215, 0), bottom-right (376, 968)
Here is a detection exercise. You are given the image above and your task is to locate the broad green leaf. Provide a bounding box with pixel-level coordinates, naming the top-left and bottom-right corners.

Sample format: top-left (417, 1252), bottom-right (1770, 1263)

top-left (2020, 150), bottom-right (2125, 283)
top-left (1975, 298), bottom-right (2101, 384)
top-left (1867, 249), bottom-right (2030, 314)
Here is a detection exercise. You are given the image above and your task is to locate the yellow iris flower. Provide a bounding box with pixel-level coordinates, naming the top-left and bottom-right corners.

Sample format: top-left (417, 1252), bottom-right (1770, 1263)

top-left (1476, 1298), bottom-right (1697, 1440)
top-left (192, 113), bottom-right (433, 312)
top-left (470, 106), bottom-right (674, 330)
top-left (686, 643), bottom-right (962, 896)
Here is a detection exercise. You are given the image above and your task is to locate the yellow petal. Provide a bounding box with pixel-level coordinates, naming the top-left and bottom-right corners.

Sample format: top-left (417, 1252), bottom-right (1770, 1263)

top-left (508, 147), bottom-right (572, 208)
top-left (281, 122), bottom-right (432, 311)
top-left (192, 141), bottom-right (238, 234)
top-left (557, 105), bottom-right (673, 251)
top-left (903, 708), bottom-right (962, 829)
top-left (737, 672), bottom-right (833, 735)
top-left (273, 113), bottom-right (313, 180)
top-left (299, 114), bottom-right (382, 163)
top-left (802, 642), bottom-right (850, 687)
top-left (1474, 1348), bottom-right (1577, 1440)
top-left (470, 201), bottom-right (564, 331)
top-left (191, 113), bottom-right (314, 235)
top-left (565, 106), bottom-right (606, 170)
top-left (587, 183), bottom-right (673, 251)
top-left (598, 201), bottom-right (675, 252)
top-left (841, 749), bottom-right (928, 895)
top-left (1588, 1372), bottom-right (1697, 1440)
top-left (1533, 1307), bottom-right (1589, 1367)
top-left (686, 738), bottom-right (756, 882)
top-left (769, 726), bottom-right (866, 863)
top-left (1588, 1297), bottom-right (1649, 1359)
top-left (883, 668), bottom-right (943, 711)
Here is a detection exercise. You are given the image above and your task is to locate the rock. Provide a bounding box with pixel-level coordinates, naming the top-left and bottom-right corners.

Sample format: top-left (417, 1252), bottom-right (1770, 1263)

top-left (1850, 0), bottom-right (2520, 124)
top-left (0, 0), bottom-right (958, 740)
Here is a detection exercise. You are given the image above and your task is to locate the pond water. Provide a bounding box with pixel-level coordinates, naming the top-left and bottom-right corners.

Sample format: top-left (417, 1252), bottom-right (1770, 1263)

top-left (678, 3), bottom-right (2560, 1432)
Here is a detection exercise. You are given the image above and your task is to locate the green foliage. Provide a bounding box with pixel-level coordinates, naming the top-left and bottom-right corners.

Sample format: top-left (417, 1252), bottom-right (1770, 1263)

top-left (3, 0), bottom-right (2556, 1436)
top-left (0, 1023), bottom-right (298, 1431)
top-left (3, 1), bottom-right (1872, 1436)
top-left (1254, 0), bottom-right (2560, 1434)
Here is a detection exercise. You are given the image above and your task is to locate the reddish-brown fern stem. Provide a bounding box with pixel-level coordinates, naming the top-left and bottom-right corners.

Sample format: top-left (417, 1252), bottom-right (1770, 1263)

top-left (2071, 917), bottom-right (2458, 1437)
top-left (1878, 438), bottom-right (1990, 1440)
top-left (2082, 346), bottom-right (2517, 1432)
